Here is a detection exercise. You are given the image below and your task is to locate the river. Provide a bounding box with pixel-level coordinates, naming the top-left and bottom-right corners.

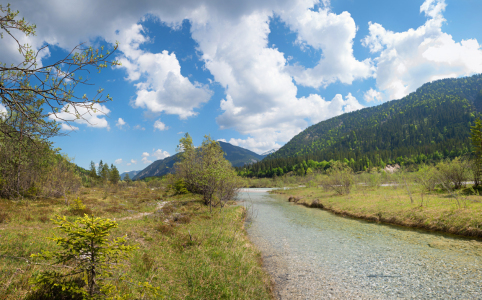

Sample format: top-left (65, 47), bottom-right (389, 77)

top-left (240, 188), bottom-right (482, 299)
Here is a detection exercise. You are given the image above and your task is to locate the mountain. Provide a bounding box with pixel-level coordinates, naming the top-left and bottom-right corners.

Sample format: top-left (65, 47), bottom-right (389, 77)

top-left (132, 141), bottom-right (265, 180)
top-left (217, 141), bottom-right (265, 166)
top-left (261, 148), bottom-right (279, 156)
top-left (244, 74), bottom-right (482, 176)
top-left (120, 170), bottom-right (140, 180)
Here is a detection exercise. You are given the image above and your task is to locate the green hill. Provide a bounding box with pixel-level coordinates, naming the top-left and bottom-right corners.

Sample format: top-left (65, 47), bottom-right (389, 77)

top-left (132, 141), bottom-right (265, 180)
top-left (242, 74), bottom-right (482, 176)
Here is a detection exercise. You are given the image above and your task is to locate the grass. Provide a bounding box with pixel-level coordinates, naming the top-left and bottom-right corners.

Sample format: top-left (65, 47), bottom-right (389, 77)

top-left (0, 185), bottom-right (273, 299)
top-left (272, 183), bottom-right (482, 237)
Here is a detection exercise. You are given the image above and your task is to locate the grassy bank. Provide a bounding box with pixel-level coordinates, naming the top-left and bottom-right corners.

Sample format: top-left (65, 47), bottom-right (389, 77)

top-left (272, 184), bottom-right (482, 238)
top-left (0, 185), bottom-right (272, 299)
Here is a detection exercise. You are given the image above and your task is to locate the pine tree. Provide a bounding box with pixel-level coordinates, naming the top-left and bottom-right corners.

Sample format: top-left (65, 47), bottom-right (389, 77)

top-left (124, 173), bottom-right (131, 182)
top-left (30, 215), bottom-right (159, 298)
top-left (109, 164), bottom-right (120, 185)
top-left (89, 161), bottom-right (97, 179)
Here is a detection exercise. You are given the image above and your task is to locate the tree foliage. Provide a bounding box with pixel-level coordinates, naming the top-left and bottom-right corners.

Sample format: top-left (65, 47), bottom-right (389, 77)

top-left (0, 4), bottom-right (120, 139)
top-left (175, 133), bottom-right (242, 211)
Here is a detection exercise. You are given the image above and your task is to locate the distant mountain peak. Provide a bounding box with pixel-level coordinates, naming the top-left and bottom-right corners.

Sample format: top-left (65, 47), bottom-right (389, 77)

top-left (261, 148), bottom-right (279, 156)
top-left (133, 141), bottom-right (266, 180)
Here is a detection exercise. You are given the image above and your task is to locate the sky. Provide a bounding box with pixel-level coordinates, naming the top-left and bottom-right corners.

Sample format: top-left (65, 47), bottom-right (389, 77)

top-left (1, 0), bottom-right (482, 173)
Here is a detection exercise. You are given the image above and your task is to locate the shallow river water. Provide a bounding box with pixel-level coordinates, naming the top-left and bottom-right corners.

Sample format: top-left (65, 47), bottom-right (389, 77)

top-left (240, 188), bottom-right (482, 299)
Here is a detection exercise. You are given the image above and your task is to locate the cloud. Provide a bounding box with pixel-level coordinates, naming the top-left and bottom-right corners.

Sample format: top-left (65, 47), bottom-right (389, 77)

top-left (152, 149), bottom-right (170, 160)
top-left (281, 5), bottom-right (374, 88)
top-left (140, 149), bottom-right (170, 164)
top-left (127, 163), bottom-right (131, 166)
top-left (49, 103), bottom-right (110, 130)
top-left (153, 119), bottom-right (168, 131)
top-left (362, 0), bottom-right (482, 101)
top-left (116, 118), bottom-right (127, 129)
top-left (223, 93), bottom-right (364, 153)
top-left (228, 137), bottom-right (282, 155)
top-left (0, 103), bottom-right (7, 113)
top-left (115, 158), bottom-right (123, 164)
top-left (130, 159), bottom-right (137, 164)
top-left (363, 88), bottom-right (383, 102)
top-left (141, 152), bottom-right (152, 164)
top-left (117, 24), bottom-right (213, 119)
top-left (217, 138), bottom-right (227, 142)
top-left (9, 0), bottom-right (478, 154)
top-left (133, 125), bottom-right (145, 130)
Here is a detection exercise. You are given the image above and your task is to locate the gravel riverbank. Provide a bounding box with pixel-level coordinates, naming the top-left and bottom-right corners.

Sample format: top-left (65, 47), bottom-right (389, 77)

top-left (242, 189), bottom-right (482, 299)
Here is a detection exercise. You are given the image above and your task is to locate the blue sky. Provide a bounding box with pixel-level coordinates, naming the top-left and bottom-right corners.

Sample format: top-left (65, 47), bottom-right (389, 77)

top-left (2, 0), bottom-right (482, 173)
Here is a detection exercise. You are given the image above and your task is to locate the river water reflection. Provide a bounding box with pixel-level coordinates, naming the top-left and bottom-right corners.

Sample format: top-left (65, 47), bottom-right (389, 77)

top-left (240, 188), bottom-right (482, 299)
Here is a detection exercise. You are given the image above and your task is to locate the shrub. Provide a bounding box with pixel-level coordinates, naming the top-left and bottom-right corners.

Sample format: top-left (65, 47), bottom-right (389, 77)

top-left (437, 158), bottom-right (469, 190)
top-left (69, 197), bottom-right (91, 216)
top-left (417, 164), bottom-right (439, 192)
top-left (324, 161), bottom-right (354, 195)
top-left (174, 178), bottom-right (189, 195)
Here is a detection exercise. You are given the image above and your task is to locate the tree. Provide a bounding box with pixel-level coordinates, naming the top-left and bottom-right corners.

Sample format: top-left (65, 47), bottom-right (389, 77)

top-left (109, 164), bottom-right (120, 185)
top-left (43, 154), bottom-right (82, 205)
top-left (101, 162), bottom-right (110, 183)
top-left (175, 133), bottom-right (242, 212)
top-left (124, 173), bottom-right (131, 183)
top-left (323, 161), bottom-right (354, 195)
top-left (30, 215), bottom-right (158, 299)
top-left (0, 4), bottom-right (119, 139)
top-left (97, 160), bottom-right (103, 180)
top-left (471, 118), bottom-right (482, 187)
top-left (89, 161), bottom-right (98, 179)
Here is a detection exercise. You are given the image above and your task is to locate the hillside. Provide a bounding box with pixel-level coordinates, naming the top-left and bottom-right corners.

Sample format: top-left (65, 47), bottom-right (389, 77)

top-left (120, 170), bottom-right (140, 180)
top-left (243, 74), bottom-right (482, 176)
top-left (133, 141), bottom-right (265, 180)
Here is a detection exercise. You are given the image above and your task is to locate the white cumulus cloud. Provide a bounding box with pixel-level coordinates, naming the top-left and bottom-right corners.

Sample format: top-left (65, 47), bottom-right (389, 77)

top-left (282, 5), bottom-right (374, 88)
top-left (153, 119), bottom-right (168, 131)
top-left (363, 88), bottom-right (383, 102)
top-left (115, 158), bottom-right (123, 164)
top-left (362, 0), bottom-right (482, 101)
top-left (117, 24), bottom-right (212, 119)
top-left (116, 118), bottom-right (127, 129)
top-left (141, 152), bottom-right (152, 164)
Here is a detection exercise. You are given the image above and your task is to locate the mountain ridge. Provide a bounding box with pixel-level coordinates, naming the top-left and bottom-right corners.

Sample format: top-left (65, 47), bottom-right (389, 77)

top-left (133, 141), bottom-right (265, 180)
top-left (242, 74), bottom-right (482, 176)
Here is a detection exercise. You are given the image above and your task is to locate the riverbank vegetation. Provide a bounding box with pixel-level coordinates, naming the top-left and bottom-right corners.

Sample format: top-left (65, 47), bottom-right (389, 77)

top-left (0, 183), bottom-right (272, 299)
top-left (270, 159), bottom-right (482, 238)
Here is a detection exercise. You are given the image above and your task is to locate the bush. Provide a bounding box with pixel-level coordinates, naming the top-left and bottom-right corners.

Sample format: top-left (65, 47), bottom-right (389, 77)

top-left (323, 161), bottom-right (354, 195)
top-left (417, 164), bottom-right (439, 192)
top-left (437, 157), bottom-right (469, 190)
top-left (69, 197), bottom-right (91, 216)
top-left (174, 178), bottom-right (189, 195)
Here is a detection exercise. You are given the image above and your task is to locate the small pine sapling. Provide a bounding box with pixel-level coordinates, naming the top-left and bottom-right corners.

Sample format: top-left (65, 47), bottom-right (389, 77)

top-left (30, 214), bottom-right (159, 299)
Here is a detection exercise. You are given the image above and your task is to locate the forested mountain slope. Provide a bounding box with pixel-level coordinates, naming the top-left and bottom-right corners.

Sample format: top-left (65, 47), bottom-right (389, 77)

top-left (244, 74), bottom-right (482, 176)
top-left (133, 141), bottom-right (265, 180)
